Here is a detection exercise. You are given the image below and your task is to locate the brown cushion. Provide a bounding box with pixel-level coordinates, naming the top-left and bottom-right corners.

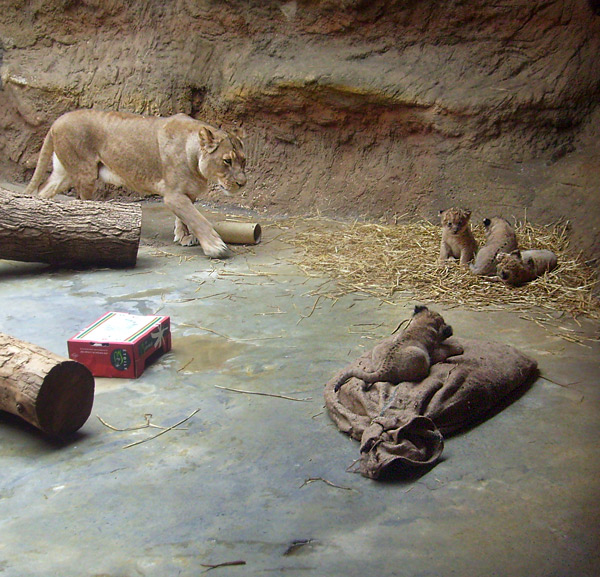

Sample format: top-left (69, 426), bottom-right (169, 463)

top-left (324, 337), bottom-right (538, 479)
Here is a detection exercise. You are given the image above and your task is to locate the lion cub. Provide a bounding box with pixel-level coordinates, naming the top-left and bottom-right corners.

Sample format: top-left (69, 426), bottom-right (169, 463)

top-left (331, 305), bottom-right (455, 392)
top-left (497, 249), bottom-right (558, 286)
top-left (470, 217), bottom-right (518, 276)
top-left (439, 208), bottom-right (478, 266)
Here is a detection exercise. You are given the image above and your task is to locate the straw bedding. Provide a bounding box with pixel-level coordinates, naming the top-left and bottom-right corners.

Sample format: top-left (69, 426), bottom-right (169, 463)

top-left (287, 218), bottom-right (599, 320)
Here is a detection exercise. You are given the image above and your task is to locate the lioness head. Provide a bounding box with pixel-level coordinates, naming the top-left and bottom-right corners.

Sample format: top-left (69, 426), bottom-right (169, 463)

top-left (198, 125), bottom-right (247, 193)
top-left (439, 207), bottom-right (472, 235)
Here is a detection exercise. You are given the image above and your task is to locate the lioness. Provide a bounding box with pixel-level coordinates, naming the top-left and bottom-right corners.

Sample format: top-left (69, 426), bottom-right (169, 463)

top-left (331, 305), bottom-right (456, 392)
top-left (496, 249), bottom-right (558, 286)
top-left (439, 207), bottom-right (478, 266)
top-left (469, 217), bottom-right (518, 276)
top-left (24, 109), bottom-right (247, 258)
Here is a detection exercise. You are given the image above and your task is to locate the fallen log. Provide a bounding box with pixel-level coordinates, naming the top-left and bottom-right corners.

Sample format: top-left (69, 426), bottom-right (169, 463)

top-left (0, 188), bottom-right (141, 267)
top-left (0, 332), bottom-right (95, 435)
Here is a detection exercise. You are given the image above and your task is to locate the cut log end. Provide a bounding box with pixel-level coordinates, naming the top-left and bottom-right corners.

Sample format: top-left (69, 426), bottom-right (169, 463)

top-left (0, 333), bottom-right (96, 436)
top-left (36, 361), bottom-right (95, 435)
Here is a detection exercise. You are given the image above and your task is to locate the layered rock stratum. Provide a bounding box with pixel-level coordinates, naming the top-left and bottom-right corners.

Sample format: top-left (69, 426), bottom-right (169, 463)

top-left (1, 0), bottom-right (598, 266)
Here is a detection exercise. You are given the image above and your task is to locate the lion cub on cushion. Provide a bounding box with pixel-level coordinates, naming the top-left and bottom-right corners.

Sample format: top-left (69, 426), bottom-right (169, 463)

top-left (497, 249), bottom-right (558, 286)
top-left (439, 208), bottom-right (478, 266)
top-left (24, 109), bottom-right (247, 258)
top-left (331, 305), bottom-right (457, 392)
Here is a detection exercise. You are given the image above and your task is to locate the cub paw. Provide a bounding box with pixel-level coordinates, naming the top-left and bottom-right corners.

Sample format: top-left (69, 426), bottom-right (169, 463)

top-left (440, 324), bottom-right (453, 340)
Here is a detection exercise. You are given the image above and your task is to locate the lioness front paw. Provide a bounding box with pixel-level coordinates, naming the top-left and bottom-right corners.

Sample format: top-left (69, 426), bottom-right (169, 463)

top-left (201, 235), bottom-right (232, 259)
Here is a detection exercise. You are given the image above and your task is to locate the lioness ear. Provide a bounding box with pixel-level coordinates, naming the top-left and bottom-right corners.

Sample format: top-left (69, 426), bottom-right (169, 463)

top-left (511, 249), bottom-right (521, 259)
top-left (464, 209), bottom-right (471, 219)
top-left (198, 126), bottom-right (221, 153)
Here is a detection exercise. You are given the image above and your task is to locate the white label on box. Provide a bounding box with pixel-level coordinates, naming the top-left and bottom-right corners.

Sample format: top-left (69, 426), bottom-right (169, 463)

top-left (73, 312), bottom-right (165, 343)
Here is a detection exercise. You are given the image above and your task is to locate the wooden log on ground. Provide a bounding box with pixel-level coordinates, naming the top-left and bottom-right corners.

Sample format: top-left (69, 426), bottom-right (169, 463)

top-left (0, 332), bottom-right (95, 435)
top-left (0, 188), bottom-right (141, 267)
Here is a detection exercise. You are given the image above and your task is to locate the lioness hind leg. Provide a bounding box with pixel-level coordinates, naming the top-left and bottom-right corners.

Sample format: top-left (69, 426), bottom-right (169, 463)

top-left (72, 174), bottom-right (97, 200)
top-left (173, 217), bottom-right (199, 246)
top-left (163, 192), bottom-right (231, 258)
top-left (38, 154), bottom-right (72, 199)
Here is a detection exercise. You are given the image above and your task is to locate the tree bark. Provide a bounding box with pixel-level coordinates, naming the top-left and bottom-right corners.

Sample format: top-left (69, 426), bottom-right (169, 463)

top-left (0, 332), bottom-right (95, 435)
top-left (0, 188), bottom-right (141, 267)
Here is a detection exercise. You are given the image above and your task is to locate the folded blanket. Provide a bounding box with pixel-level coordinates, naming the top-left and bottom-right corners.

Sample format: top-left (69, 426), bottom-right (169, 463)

top-left (324, 337), bottom-right (538, 479)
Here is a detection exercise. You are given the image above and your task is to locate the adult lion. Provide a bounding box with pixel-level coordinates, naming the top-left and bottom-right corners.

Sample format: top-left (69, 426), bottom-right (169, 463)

top-left (24, 109), bottom-right (247, 258)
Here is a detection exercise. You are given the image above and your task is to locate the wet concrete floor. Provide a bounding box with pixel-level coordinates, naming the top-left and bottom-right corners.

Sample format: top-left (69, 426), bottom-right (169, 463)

top-left (0, 199), bottom-right (599, 576)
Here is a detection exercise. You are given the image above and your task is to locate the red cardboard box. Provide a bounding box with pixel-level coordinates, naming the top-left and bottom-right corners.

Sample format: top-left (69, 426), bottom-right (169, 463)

top-left (68, 312), bottom-right (171, 378)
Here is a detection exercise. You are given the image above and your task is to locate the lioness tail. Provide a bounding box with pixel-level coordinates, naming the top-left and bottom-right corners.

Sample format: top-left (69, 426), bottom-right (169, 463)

top-left (24, 130), bottom-right (54, 196)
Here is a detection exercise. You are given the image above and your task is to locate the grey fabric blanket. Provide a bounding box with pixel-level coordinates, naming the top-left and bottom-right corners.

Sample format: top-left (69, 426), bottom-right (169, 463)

top-left (324, 337), bottom-right (538, 479)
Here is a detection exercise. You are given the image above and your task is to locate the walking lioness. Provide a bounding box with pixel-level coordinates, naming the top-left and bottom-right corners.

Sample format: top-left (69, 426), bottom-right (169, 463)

top-left (24, 109), bottom-right (247, 258)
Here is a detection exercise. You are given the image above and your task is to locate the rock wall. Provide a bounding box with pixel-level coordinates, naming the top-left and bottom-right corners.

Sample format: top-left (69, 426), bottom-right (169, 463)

top-left (1, 0), bottom-right (599, 265)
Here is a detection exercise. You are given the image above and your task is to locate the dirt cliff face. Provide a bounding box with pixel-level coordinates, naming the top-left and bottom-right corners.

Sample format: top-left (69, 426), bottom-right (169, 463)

top-left (1, 0), bottom-right (599, 265)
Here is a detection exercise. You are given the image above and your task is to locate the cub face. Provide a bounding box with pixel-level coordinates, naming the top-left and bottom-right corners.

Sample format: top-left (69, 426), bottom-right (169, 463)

top-left (496, 250), bottom-right (526, 285)
top-left (440, 208), bottom-right (472, 235)
top-left (412, 305), bottom-right (453, 342)
top-left (198, 126), bottom-right (247, 193)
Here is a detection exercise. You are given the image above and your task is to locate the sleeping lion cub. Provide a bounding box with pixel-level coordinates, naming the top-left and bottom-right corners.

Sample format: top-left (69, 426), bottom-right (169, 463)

top-left (24, 109), bottom-right (247, 258)
top-left (496, 249), bottom-right (558, 286)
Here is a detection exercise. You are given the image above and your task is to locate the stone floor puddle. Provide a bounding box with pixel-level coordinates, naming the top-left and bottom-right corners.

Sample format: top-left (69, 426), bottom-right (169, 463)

top-left (105, 287), bottom-right (168, 304)
top-left (94, 377), bottom-right (128, 393)
top-left (171, 333), bottom-right (249, 373)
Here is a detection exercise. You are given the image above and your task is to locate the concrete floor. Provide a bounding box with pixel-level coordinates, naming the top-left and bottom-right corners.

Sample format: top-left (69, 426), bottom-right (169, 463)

top-left (0, 199), bottom-right (599, 577)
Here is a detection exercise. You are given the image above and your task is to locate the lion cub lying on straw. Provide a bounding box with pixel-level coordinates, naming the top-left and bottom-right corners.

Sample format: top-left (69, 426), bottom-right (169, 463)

top-left (496, 249), bottom-right (558, 286)
top-left (439, 207), bottom-right (478, 266)
top-left (470, 217), bottom-right (518, 276)
top-left (331, 305), bottom-right (455, 392)
top-left (24, 109), bottom-right (247, 258)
